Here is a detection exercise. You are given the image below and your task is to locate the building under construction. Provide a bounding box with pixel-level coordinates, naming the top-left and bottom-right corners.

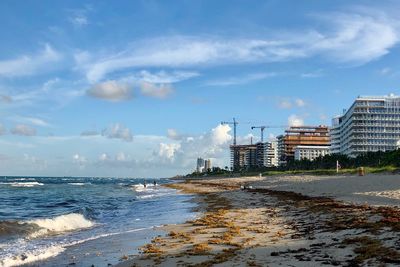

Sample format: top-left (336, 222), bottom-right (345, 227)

top-left (277, 125), bottom-right (330, 165)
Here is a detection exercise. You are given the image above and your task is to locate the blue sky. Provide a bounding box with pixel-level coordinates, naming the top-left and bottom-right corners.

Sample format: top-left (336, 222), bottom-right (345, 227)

top-left (0, 0), bottom-right (400, 177)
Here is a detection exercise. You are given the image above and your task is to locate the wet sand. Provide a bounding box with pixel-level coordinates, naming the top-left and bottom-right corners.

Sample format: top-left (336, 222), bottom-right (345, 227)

top-left (118, 176), bottom-right (400, 266)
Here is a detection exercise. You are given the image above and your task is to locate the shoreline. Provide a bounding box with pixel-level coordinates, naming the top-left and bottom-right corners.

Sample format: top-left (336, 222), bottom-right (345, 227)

top-left (119, 175), bottom-right (400, 266)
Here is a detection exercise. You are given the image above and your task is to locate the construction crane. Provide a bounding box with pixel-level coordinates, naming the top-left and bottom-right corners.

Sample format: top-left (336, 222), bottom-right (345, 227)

top-left (221, 118), bottom-right (238, 145)
top-left (251, 125), bottom-right (288, 143)
top-left (251, 126), bottom-right (266, 142)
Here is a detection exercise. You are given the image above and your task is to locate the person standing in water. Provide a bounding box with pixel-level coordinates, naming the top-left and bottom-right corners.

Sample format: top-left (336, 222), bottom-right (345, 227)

top-left (143, 179), bottom-right (147, 188)
top-left (153, 180), bottom-right (156, 186)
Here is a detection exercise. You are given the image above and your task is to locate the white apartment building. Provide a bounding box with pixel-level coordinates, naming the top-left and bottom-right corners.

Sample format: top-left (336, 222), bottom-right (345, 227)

top-left (330, 94), bottom-right (400, 157)
top-left (294, 145), bottom-right (330, 161)
top-left (266, 141), bottom-right (279, 167)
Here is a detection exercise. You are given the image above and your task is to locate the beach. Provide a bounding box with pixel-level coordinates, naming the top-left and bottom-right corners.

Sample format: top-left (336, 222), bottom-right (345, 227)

top-left (119, 174), bottom-right (400, 266)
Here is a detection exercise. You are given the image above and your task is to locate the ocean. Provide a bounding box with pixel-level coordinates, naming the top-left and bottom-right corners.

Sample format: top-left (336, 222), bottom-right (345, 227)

top-left (0, 176), bottom-right (196, 267)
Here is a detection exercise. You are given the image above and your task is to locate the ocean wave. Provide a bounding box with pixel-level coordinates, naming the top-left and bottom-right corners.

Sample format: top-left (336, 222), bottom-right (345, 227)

top-left (28, 213), bottom-right (94, 238)
top-left (67, 183), bottom-right (88, 186)
top-left (0, 221), bottom-right (39, 238)
top-left (131, 183), bottom-right (157, 192)
top-left (0, 226), bottom-right (154, 267)
top-left (0, 182), bottom-right (44, 187)
top-left (0, 245), bottom-right (65, 267)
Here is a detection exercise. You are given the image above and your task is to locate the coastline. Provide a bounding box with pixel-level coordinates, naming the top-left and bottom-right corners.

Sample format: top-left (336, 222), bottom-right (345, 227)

top-left (119, 175), bottom-right (400, 266)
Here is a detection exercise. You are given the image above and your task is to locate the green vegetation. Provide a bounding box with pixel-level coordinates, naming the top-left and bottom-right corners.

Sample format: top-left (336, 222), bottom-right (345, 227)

top-left (186, 150), bottom-right (400, 177)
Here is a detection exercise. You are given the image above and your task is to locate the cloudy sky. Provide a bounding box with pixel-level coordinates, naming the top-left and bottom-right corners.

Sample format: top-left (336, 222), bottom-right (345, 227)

top-left (1, 0), bottom-right (400, 177)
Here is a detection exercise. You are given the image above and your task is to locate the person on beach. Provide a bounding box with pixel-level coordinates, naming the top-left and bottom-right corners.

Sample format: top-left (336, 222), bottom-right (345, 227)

top-left (143, 180), bottom-right (147, 188)
top-left (153, 180), bottom-right (156, 186)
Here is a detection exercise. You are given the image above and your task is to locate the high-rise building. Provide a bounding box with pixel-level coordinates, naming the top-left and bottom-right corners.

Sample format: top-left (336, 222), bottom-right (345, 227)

top-left (196, 158), bottom-right (205, 173)
top-left (204, 159), bottom-right (212, 172)
top-left (277, 126), bottom-right (330, 165)
top-left (267, 141), bottom-right (279, 167)
top-left (230, 141), bottom-right (278, 170)
top-left (330, 94), bottom-right (400, 157)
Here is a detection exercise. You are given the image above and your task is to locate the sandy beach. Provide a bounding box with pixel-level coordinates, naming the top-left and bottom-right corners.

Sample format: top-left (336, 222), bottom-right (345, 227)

top-left (118, 174), bottom-right (400, 267)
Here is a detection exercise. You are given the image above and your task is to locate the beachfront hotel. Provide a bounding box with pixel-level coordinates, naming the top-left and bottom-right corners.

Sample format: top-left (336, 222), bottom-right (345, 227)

top-left (294, 145), bottom-right (330, 161)
top-left (277, 126), bottom-right (330, 165)
top-left (330, 94), bottom-right (400, 157)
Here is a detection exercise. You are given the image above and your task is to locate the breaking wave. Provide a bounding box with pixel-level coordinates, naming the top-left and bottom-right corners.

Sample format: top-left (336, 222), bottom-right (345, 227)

top-left (28, 213), bottom-right (94, 238)
top-left (0, 182), bottom-right (44, 187)
top-left (0, 213), bottom-right (95, 242)
top-left (1, 245), bottom-right (65, 267)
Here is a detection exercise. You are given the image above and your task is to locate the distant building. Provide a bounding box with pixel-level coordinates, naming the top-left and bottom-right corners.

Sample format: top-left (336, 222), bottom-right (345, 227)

top-left (204, 159), bottom-right (212, 172)
top-left (230, 144), bottom-right (257, 171)
top-left (196, 158), bottom-right (205, 173)
top-left (267, 141), bottom-right (279, 167)
top-left (277, 126), bottom-right (330, 165)
top-left (294, 145), bottom-right (330, 161)
top-left (230, 141), bottom-right (278, 171)
top-left (331, 94), bottom-right (400, 157)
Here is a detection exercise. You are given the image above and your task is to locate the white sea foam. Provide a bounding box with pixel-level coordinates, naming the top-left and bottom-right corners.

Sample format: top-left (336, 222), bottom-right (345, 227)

top-left (0, 245), bottom-right (65, 267)
top-left (28, 213), bottom-right (94, 238)
top-left (0, 182), bottom-right (44, 187)
top-left (1, 226), bottom-right (155, 267)
top-left (68, 183), bottom-right (87, 186)
top-left (136, 194), bottom-right (156, 199)
top-left (132, 183), bottom-right (157, 192)
top-left (66, 226), bottom-right (154, 247)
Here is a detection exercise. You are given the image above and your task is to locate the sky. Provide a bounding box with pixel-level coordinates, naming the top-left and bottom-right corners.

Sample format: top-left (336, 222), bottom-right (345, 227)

top-left (1, 0), bottom-right (400, 177)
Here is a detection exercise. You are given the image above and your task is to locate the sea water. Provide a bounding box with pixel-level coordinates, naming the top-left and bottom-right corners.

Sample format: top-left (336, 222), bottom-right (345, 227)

top-left (0, 176), bottom-right (195, 267)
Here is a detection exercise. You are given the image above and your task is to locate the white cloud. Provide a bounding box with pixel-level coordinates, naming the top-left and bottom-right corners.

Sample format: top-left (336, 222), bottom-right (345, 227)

top-left (300, 70), bottom-right (323, 78)
top-left (70, 15), bottom-right (88, 26)
top-left (167, 129), bottom-right (181, 140)
top-left (133, 70), bottom-right (199, 84)
top-left (288, 115), bottom-right (304, 127)
top-left (87, 80), bottom-right (133, 102)
top-left (11, 124), bottom-right (37, 136)
top-left (295, 98), bottom-right (306, 107)
top-left (13, 116), bottom-right (50, 127)
top-left (310, 11), bottom-right (399, 64)
top-left (6, 78), bottom-right (85, 109)
top-left (68, 6), bottom-right (91, 27)
top-left (379, 67), bottom-right (391, 75)
top-left (0, 44), bottom-right (61, 77)
top-left (158, 143), bottom-right (181, 161)
top-left (210, 124), bottom-right (232, 146)
top-left (78, 10), bottom-right (400, 82)
top-left (278, 99), bottom-right (292, 109)
top-left (140, 82), bottom-right (173, 99)
top-left (206, 72), bottom-right (277, 86)
top-left (156, 124), bottom-right (232, 169)
top-left (81, 37), bottom-right (304, 82)
top-left (102, 123), bottom-right (133, 142)
top-left (278, 98), bottom-right (306, 109)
